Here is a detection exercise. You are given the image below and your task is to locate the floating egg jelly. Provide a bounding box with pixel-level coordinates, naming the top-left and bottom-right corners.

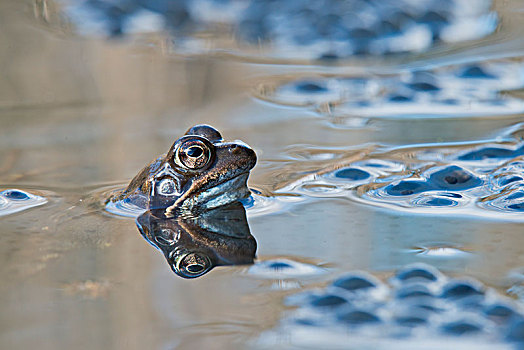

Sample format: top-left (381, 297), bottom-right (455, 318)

top-left (0, 189), bottom-right (47, 216)
top-left (262, 263), bottom-right (524, 349)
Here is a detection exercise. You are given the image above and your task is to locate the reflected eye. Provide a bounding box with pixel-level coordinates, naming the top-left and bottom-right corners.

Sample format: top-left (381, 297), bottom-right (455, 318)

top-left (175, 138), bottom-right (213, 170)
top-left (173, 252), bottom-right (212, 278)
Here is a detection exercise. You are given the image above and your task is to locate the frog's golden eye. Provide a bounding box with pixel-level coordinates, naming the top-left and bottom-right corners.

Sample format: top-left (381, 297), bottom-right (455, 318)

top-left (175, 138), bottom-right (213, 170)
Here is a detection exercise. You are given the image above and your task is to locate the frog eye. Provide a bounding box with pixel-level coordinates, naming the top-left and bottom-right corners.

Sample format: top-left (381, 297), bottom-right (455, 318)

top-left (175, 138), bottom-right (213, 170)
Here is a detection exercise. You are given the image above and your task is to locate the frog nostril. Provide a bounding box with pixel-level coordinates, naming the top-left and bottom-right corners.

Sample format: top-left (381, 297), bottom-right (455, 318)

top-left (229, 144), bottom-right (241, 154)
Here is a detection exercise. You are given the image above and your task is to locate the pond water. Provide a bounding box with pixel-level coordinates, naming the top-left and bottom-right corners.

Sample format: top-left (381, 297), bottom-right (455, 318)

top-left (1, 0), bottom-right (524, 349)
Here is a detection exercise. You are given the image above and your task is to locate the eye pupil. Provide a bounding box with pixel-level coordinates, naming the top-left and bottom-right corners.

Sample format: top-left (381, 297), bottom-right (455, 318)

top-left (175, 253), bottom-right (211, 278)
top-left (186, 264), bottom-right (205, 273)
top-left (186, 146), bottom-right (203, 158)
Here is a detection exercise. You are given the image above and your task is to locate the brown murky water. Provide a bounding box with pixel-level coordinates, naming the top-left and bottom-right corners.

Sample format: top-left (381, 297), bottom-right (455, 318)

top-left (1, 0), bottom-right (524, 349)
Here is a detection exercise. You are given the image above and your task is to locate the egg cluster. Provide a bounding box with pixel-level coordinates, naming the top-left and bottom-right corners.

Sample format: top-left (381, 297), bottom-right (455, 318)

top-left (267, 264), bottom-right (524, 348)
top-left (0, 189), bottom-right (47, 217)
top-left (288, 139), bottom-right (524, 218)
top-left (255, 61), bottom-right (524, 119)
top-left (62, 0), bottom-right (496, 58)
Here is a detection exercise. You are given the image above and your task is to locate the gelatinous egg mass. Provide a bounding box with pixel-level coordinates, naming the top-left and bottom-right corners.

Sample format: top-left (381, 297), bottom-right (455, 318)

top-left (262, 264), bottom-right (524, 348)
top-left (282, 135), bottom-right (524, 220)
top-left (0, 189), bottom-right (47, 217)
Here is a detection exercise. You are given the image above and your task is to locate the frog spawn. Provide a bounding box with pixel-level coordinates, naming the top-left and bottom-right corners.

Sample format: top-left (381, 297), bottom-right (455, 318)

top-left (0, 189), bottom-right (47, 217)
top-left (260, 264), bottom-right (524, 349)
top-left (237, 0), bottom-right (497, 58)
top-left (364, 164), bottom-right (484, 210)
top-left (248, 258), bottom-right (327, 279)
top-left (382, 161), bottom-right (522, 215)
top-left (285, 139), bottom-right (524, 219)
top-left (254, 61), bottom-right (524, 121)
top-left (61, 0), bottom-right (496, 59)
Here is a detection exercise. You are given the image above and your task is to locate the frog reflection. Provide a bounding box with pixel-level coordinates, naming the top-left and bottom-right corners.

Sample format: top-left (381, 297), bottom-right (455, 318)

top-left (136, 203), bottom-right (256, 278)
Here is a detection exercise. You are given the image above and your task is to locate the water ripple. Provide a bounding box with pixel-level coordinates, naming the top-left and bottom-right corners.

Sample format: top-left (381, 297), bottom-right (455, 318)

top-left (100, 184), bottom-right (294, 219)
top-left (104, 196), bottom-right (146, 218)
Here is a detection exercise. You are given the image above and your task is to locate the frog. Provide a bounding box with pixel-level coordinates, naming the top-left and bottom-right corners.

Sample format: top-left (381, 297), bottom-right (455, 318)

top-left (109, 124), bottom-right (257, 215)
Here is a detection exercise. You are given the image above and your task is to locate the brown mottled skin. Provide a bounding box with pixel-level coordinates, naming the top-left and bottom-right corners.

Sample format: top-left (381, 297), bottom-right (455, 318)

top-left (110, 125), bottom-right (257, 214)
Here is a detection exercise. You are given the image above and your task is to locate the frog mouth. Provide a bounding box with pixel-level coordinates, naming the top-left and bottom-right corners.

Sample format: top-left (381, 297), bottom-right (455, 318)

top-left (167, 173), bottom-right (251, 214)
